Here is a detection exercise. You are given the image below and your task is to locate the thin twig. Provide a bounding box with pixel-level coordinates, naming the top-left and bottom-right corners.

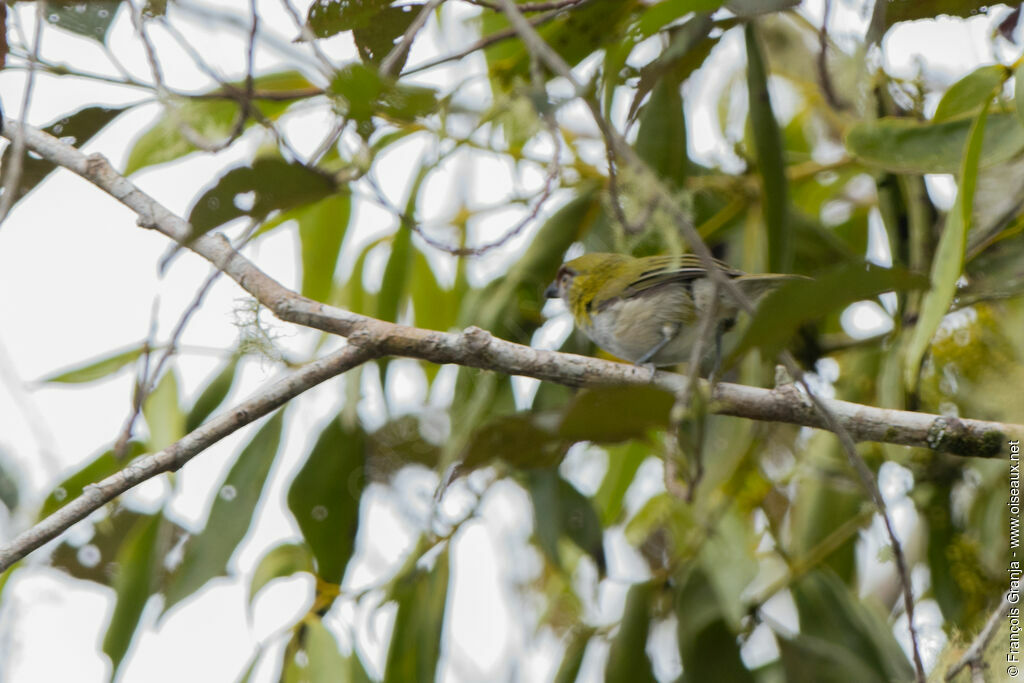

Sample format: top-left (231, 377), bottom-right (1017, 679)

top-left (0, 4), bottom-right (44, 226)
top-left (816, 0), bottom-right (848, 111)
top-left (380, 0), bottom-right (446, 77)
top-left (945, 591), bottom-right (1012, 681)
top-left (0, 344), bottom-right (375, 572)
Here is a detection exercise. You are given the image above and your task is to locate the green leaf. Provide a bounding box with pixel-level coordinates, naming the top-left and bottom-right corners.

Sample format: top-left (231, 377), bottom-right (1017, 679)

top-left (904, 103), bottom-right (987, 391)
top-left (785, 570), bottom-right (914, 682)
top-left (383, 548), bottom-right (449, 683)
top-left (635, 77), bottom-right (688, 189)
top-left (844, 111), bottom-right (1024, 174)
top-left (353, 5), bottom-right (420, 70)
top-left (676, 568), bottom-right (755, 683)
top-left (249, 543), bottom-right (314, 604)
top-left (185, 356), bottom-right (241, 433)
top-left (40, 345), bottom-right (144, 384)
top-left (377, 225), bottom-right (414, 324)
top-left (45, 1), bottom-right (122, 42)
top-left (1, 105), bottom-right (126, 208)
top-left (526, 470), bottom-right (606, 575)
top-left (593, 441), bottom-right (650, 526)
top-left (164, 411), bottom-right (285, 612)
top-left (125, 71), bottom-right (315, 175)
top-left (103, 513), bottom-right (162, 675)
top-left (636, 0), bottom-right (725, 37)
top-left (287, 414), bottom-right (367, 585)
top-left (0, 454), bottom-right (20, 513)
top-left (873, 0), bottom-right (994, 33)
top-left (730, 263), bottom-right (928, 362)
top-left (631, 13), bottom-right (719, 122)
top-left (38, 443), bottom-right (145, 520)
top-left (1016, 65), bottom-right (1024, 130)
top-left (329, 63), bottom-right (438, 136)
top-left (559, 386), bottom-right (673, 443)
top-left (188, 159), bottom-right (337, 240)
top-left (554, 627), bottom-right (593, 683)
top-left (296, 193), bottom-right (352, 302)
top-left (306, 0), bottom-right (391, 38)
top-left (605, 581), bottom-right (658, 683)
top-left (745, 22), bottom-right (791, 272)
top-left (304, 617), bottom-right (366, 683)
top-left (462, 414), bottom-right (565, 471)
top-left (933, 64), bottom-right (1008, 122)
top-left (143, 369), bottom-right (186, 453)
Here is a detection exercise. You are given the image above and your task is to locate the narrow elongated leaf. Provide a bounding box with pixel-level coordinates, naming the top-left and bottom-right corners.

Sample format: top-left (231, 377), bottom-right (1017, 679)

top-left (40, 344), bottom-right (144, 384)
top-left (593, 441), bottom-right (650, 526)
top-left (785, 570), bottom-right (914, 682)
top-left (559, 386), bottom-right (673, 443)
top-left (125, 71), bottom-right (316, 175)
top-left (745, 22), bottom-right (791, 272)
top-left (185, 356), bottom-right (241, 433)
top-left (164, 411), bottom-right (285, 611)
top-left (383, 549), bottom-right (449, 683)
top-left (249, 543), bottom-right (314, 604)
top-left (103, 513), bottom-right (162, 674)
top-left (143, 369), bottom-right (185, 453)
top-left (845, 112), bottom-right (1024, 174)
top-left (298, 193), bottom-right (352, 303)
top-left (554, 627), bottom-right (594, 683)
top-left (635, 77), bottom-right (688, 189)
top-left (731, 263), bottom-right (928, 362)
top-left (676, 568), bottom-right (754, 683)
top-left (1, 105), bottom-right (126, 208)
top-left (933, 64), bottom-right (1008, 122)
top-left (905, 104), bottom-right (988, 390)
top-left (526, 470), bottom-right (606, 575)
top-left (188, 159), bottom-right (337, 240)
top-left (605, 581), bottom-right (657, 683)
top-left (287, 414), bottom-right (366, 585)
top-left (636, 0), bottom-right (725, 37)
top-left (38, 443), bottom-right (145, 519)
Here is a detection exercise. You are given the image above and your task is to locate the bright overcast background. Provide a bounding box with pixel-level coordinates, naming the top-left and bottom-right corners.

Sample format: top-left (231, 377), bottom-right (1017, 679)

top-left (0, 0), bottom-right (1011, 681)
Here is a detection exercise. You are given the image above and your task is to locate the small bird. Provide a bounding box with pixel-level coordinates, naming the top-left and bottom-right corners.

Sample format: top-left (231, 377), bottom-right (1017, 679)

top-left (545, 252), bottom-right (803, 370)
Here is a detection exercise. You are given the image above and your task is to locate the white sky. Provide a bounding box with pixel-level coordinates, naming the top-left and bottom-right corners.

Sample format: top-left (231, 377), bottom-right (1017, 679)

top-left (0, 0), bottom-right (1012, 681)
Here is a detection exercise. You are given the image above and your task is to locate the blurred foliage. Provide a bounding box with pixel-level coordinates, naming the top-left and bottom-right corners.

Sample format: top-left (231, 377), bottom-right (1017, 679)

top-left (8, 0), bottom-right (1024, 681)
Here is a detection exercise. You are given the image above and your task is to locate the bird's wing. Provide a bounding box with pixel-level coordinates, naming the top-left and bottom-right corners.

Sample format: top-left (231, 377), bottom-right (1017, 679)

top-left (621, 255), bottom-right (742, 297)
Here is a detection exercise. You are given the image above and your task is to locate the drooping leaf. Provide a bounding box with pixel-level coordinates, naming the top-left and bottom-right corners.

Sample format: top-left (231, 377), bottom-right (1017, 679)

top-left (40, 344), bottom-right (144, 384)
top-left (675, 568), bottom-right (755, 683)
top-left (187, 159), bottom-right (337, 240)
top-left (845, 112), bottom-right (1024, 174)
top-left (125, 71), bottom-right (316, 175)
top-left (635, 77), bottom-right (688, 189)
top-left (462, 413), bottom-right (566, 471)
top-left (905, 103), bottom-right (987, 391)
top-left (143, 369), bottom-right (185, 453)
top-left (38, 442), bottom-right (145, 520)
top-left (383, 548), bottom-right (449, 683)
top-left (559, 386), bottom-right (673, 444)
top-left (630, 13), bottom-right (718, 122)
top-left (185, 356), bottom-right (241, 433)
top-left (605, 581), bottom-right (658, 683)
top-left (933, 64), bottom-right (1008, 122)
top-left (0, 454), bottom-right (19, 513)
top-left (526, 470), bottom-right (606, 575)
top-left (287, 414), bottom-right (367, 585)
top-left (44, 1), bottom-right (122, 42)
top-left (249, 542), bottom-right (315, 604)
top-left (164, 411), bottom-right (285, 612)
top-left (554, 626), bottom-right (594, 683)
top-left (730, 263), bottom-right (928, 362)
top-left (745, 22), bottom-right (791, 272)
top-left (103, 513), bottom-right (163, 675)
top-left (295, 193), bottom-right (352, 302)
top-left (593, 441), bottom-right (651, 526)
top-left (783, 570), bottom-right (915, 682)
top-left (0, 104), bottom-right (126, 208)
top-left (636, 0), bottom-right (725, 37)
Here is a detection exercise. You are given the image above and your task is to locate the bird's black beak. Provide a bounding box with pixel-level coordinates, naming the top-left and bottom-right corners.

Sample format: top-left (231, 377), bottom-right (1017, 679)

top-left (544, 281), bottom-right (558, 299)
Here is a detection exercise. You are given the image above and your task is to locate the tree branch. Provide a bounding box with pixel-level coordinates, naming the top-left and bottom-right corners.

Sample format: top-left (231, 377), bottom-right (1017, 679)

top-left (0, 117), bottom-right (1018, 460)
top-left (0, 344), bottom-right (374, 573)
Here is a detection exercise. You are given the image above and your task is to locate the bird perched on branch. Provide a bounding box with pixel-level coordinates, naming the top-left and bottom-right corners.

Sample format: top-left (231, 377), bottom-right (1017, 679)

top-left (545, 252), bottom-right (805, 371)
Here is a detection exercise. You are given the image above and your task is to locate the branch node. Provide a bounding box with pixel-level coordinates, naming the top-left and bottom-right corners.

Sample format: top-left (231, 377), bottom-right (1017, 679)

top-left (774, 364), bottom-right (794, 389)
top-left (85, 152), bottom-right (110, 176)
top-left (463, 326), bottom-right (493, 354)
